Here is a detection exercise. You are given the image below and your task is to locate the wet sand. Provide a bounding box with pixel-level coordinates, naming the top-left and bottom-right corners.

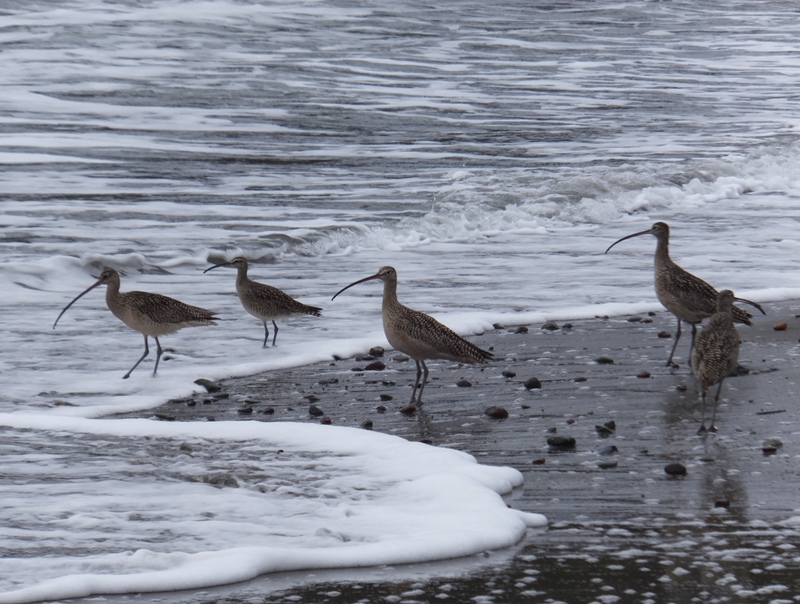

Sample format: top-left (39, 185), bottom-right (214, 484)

top-left (111, 301), bottom-right (800, 603)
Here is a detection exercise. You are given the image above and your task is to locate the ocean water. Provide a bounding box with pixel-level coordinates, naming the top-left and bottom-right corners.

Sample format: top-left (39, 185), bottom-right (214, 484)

top-left (2, 0), bottom-right (800, 601)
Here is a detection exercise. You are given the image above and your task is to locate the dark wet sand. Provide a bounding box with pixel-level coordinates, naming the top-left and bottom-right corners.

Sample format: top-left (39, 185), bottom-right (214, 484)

top-left (111, 301), bottom-right (800, 604)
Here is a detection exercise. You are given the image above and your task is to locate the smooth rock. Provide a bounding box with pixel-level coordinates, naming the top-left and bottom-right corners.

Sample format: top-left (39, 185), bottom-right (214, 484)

top-left (485, 406), bottom-right (508, 419)
top-left (194, 379), bottom-right (220, 393)
top-left (524, 377), bottom-right (542, 390)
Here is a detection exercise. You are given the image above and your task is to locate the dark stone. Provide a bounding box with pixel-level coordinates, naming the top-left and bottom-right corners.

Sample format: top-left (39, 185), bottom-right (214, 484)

top-left (379, 394), bottom-right (393, 401)
top-left (664, 462), bottom-right (687, 476)
top-left (309, 405), bottom-right (325, 417)
top-left (212, 392), bottom-right (229, 400)
top-left (155, 413), bottom-right (175, 421)
top-left (715, 499), bottom-right (731, 508)
top-left (598, 460), bottom-right (618, 469)
top-left (524, 377), bottom-right (542, 390)
top-left (320, 416), bottom-right (332, 425)
top-left (531, 458), bottom-right (546, 465)
top-left (194, 379), bottom-right (220, 393)
top-left (361, 420), bottom-right (373, 430)
top-left (318, 378), bottom-right (339, 385)
top-left (456, 379), bottom-right (472, 387)
top-left (179, 442), bottom-right (193, 452)
top-left (598, 445), bottom-right (618, 456)
top-left (355, 354), bottom-right (374, 362)
top-left (595, 424), bottom-right (614, 437)
top-left (562, 323), bottom-right (573, 330)
top-left (637, 370), bottom-right (651, 378)
top-left (628, 316), bottom-right (644, 323)
top-left (365, 361), bottom-right (386, 371)
top-left (261, 407), bottom-right (275, 415)
top-left (187, 400), bottom-right (196, 407)
top-left (604, 420), bottom-right (616, 431)
top-left (541, 321), bottom-right (559, 331)
top-left (676, 384), bottom-right (688, 392)
top-left (547, 435), bottom-right (576, 450)
top-left (369, 346), bottom-right (385, 357)
top-left (574, 376), bottom-right (587, 382)
top-left (502, 369), bottom-right (517, 378)
top-left (400, 403), bottom-right (416, 415)
top-left (515, 326), bottom-right (529, 334)
top-left (658, 331), bottom-right (672, 338)
top-left (376, 405), bottom-right (387, 413)
top-left (237, 406), bottom-right (253, 415)
top-left (305, 394), bottom-right (320, 403)
top-left (485, 406), bottom-right (508, 419)
top-left (595, 356), bottom-right (614, 365)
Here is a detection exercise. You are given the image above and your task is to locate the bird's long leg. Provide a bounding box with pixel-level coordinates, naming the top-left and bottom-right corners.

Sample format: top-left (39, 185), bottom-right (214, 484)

top-left (261, 322), bottom-right (269, 348)
top-left (667, 318), bottom-right (682, 368)
top-left (123, 335), bottom-right (150, 379)
top-left (697, 390), bottom-right (708, 434)
top-left (416, 360), bottom-right (430, 405)
top-left (690, 323), bottom-right (698, 353)
top-left (271, 320), bottom-right (279, 346)
top-left (410, 359), bottom-right (423, 405)
top-left (152, 336), bottom-right (164, 377)
top-left (708, 380), bottom-right (725, 433)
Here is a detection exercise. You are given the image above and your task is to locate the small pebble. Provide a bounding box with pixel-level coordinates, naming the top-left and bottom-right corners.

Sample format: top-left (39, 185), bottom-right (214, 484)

top-left (715, 499), bottom-right (731, 508)
top-left (524, 377), bottom-right (542, 390)
top-left (574, 376), bottom-right (587, 382)
top-left (597, 460), bottom-right (618, 469)
top-left (628, 316), bottom-right (644, 323)
top-left (595, 424), bottom-right (614, 437)
top-left (456, 379), bottom-right (472, 388)
top-left (261, 407), bottom-right (275, 415)
top-left (369, 346), bottom-right (385, 357)
top-left (502, 369), bottom-right (517, 378)
top-left (541, 321), bottom-right (559, 331)
top-left (309, 405), bottom-right (325, 417)
top-left (515, 326), bottom-right (529, 334)
top-left (237, 406), bottom-right (253, 415)
top-left (595, 356), bottom-right (614, 365)
top-left (658, 331), bottom-right (672, 339)
top-left (361, 420), bottom-right (373, 430)
top-left (320, 416), bottom-right (332, 425)
top-left (637, 370), bottom-right (651, 379)
top-left (194, 379), bottom-right (220, 393)
top-left (562, 323), bottom-right (573, 330)
top-left (155, 413), bottom-right (175, 421)
top-left (547, 435), bottom-right (576, 449)
top-left (179, 442), bottom-right (193, 452)
top-left (400, 403), bottom-right (416, 415)
top-left (376, 405), bottom-right (387, 413)
top-left (598, 445), bottom-right (618, 456)
top-left (364, 361), bottom-right (386, 371)
top-left (773, 322), bottom-right (788, 331)
top-left (484, 406), bottom-right (508, 419)
top-left (676, 384), bottom-right (688, 392)
top-left (318, 378), bottom-right (339, 385)
top-left (664, 462), bottom-right (687, 476)
top-left (531, 458), bottom-right (546, 465)
top-left (379, 394), bottom-right (393, 401)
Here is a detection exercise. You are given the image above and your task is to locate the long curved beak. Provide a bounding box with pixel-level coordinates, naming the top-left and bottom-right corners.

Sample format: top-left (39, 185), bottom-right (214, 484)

top-left (203, 262), bottom-right (233, 274)
top-left (53, 279), bottom-right (103, 329)
top-left (332, 272), bottom-right (382, 301)
top-left (605, 228), bottom-right (653, 254)
top-left (734, 297), bottom-right (766, 316)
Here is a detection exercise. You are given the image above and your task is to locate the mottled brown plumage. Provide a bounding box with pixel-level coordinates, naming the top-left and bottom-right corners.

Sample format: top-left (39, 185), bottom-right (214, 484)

top-left (690, 290), bottom-right (741, 433)
top-left (53, 268), bottom-right (218, 378)
top-left (204, 257), bottom-right (321, 347)
top-left (605, 221), bottom-right (764, 367)
top-left (332, 266), bottom-right (492, 405)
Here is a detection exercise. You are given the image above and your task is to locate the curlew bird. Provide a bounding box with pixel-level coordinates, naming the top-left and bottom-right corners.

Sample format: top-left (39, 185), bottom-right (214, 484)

top-left (204, 257), bottom-right (321, 347)
top-left (690, 290), bottom-right (743, 433)
top-left (605, 221), bottom-right (764, 367)
top-left (332, 266), bottom-right (492, 406)
top-left (53, 268), bottom-right (218, 378)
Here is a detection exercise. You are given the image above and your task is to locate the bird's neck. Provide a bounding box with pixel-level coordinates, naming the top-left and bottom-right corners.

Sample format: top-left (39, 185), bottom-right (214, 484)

top-left (104, 278), bottom-right (123, 314)
top-left (235, 265), bottom-right (249, 286)
top-left (381, 279), bottom-right (401, 314)
top-left (654, 236), bottom-right (672, 267)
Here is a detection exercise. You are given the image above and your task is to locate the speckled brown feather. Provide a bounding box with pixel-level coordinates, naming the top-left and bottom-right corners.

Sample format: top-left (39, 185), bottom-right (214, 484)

top-left (690, 290), bottom-right (740, 432)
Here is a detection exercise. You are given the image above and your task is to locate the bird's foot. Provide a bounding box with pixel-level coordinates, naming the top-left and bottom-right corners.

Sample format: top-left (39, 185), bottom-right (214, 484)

top-left (667, 360), bottom-right (679, 370)
top-left (708, 425), bottom-right (718, 433)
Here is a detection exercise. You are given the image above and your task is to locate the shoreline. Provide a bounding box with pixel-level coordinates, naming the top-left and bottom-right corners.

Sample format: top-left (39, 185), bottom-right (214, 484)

top-left (107, 300), bottom-right (800, 602)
